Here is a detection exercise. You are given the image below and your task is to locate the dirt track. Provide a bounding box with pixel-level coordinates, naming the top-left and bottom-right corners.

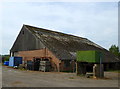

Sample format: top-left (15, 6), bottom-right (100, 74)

top-left (2, 66), bottom-right (119, 87)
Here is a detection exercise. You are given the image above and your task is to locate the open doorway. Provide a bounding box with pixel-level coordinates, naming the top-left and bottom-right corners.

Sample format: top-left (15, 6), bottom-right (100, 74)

top-left (33, 58), bottom-right (41, 71)
top-left (86, 63), bottom-right (94, 72)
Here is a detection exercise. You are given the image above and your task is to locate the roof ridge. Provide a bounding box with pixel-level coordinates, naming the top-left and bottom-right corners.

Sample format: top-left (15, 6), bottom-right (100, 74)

top-left (24, 24), bottom-right (105, 49)
top-left (24, 24), bottom-right (87, 40)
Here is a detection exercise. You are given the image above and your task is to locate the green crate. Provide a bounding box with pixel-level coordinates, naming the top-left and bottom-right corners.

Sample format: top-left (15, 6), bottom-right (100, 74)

top-left (77, 50), bottom-right (103, 63)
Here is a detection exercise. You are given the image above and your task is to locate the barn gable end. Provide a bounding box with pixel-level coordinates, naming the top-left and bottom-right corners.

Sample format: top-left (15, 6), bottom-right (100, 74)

top-left (10, 25), bottom-right (46, 56)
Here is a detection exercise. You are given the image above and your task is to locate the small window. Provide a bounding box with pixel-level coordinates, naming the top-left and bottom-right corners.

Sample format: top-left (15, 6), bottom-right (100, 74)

top-left (22, 31), bottom-right (24, 34)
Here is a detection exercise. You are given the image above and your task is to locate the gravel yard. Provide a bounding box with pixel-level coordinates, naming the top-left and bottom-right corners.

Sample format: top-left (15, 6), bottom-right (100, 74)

top-left (2, 66), bottom-right (119, 87)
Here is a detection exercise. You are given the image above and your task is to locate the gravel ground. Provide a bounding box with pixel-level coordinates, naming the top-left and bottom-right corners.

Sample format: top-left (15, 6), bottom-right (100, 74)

top-left (2, 66), bottom-right (119, 87)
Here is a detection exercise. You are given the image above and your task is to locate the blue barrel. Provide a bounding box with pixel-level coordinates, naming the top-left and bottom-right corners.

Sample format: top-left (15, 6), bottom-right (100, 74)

top-left (4, 61), bottom-right (9, 66)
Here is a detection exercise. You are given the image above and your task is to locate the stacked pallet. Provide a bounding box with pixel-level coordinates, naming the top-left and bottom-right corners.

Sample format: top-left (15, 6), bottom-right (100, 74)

top-left (39, 61), bottom-right (51, 72)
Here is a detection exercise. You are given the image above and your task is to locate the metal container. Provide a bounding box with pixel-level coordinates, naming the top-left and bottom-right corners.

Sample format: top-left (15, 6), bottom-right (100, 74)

top-left (9, 57), bottom-right (22, 67)
top-left (14, 57), bottom-right (22, 66)
top-left (77, 50), bottom-right (103, 63)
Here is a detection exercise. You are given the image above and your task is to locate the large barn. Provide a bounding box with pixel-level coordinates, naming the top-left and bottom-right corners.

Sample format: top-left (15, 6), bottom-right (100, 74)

top-left (10, 25), bottom-right (119, 72)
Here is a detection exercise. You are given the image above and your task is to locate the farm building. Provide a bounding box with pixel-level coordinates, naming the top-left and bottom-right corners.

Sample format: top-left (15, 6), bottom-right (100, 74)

top-left (10, 25), bottom-right (119, 72)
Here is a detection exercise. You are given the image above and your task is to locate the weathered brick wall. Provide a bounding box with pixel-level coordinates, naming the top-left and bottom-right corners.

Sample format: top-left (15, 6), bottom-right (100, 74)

top-left (17, 48), bottom-right (46, 59)
top-left (46, 49), bottom-right (61, 72)
top-left (15, 48), bottom-right (75, 72)
top-left (16, 48), bottom-right (61, 72)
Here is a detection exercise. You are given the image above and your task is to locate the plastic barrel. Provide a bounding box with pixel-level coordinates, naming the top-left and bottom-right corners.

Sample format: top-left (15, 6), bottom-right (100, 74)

top-left (4, 61), bottom-right (9, 66)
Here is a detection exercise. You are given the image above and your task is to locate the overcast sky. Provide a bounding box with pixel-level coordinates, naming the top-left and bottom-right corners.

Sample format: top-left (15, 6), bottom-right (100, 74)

top-left (1, 2), bottom-right (118, 55)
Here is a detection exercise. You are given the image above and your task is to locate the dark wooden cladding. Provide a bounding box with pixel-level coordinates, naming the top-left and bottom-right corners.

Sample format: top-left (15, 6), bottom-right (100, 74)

top-left (10, 25), bottom-right (45, 52)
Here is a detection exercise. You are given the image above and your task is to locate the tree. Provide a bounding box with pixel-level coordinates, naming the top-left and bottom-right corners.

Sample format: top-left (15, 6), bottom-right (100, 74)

top-left (109, 45), bottom-right (120, 58)
top-left (2, 55), bottom-right (10, 63)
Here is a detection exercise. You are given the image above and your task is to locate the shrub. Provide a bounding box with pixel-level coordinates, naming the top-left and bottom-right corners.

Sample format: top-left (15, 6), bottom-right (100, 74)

top-left (2, 55), bottom-right (10, 63)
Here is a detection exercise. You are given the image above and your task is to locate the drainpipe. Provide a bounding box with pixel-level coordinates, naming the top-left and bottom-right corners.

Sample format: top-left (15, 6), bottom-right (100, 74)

top-left (100, 53), bottom-right (103, 78)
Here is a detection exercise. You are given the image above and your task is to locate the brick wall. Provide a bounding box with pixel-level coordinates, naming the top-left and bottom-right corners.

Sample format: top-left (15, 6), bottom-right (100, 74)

top-left (16, 48), bottom-right (61, 72)
top-left (15, 48), bottom-right (75, 72)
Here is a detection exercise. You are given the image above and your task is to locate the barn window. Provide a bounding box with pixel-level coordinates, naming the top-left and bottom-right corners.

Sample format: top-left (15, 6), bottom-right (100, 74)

top-left (22, 31), bottom-right (24, 34)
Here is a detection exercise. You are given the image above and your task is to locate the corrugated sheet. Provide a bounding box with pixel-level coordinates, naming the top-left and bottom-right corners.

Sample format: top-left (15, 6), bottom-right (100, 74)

top-left (24, 25), bottom-right (119, 63)
top-left (11, 25), bottom-right (119, 63)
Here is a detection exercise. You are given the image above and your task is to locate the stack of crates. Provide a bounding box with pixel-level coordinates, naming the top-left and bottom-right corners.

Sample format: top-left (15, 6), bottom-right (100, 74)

top-left (39, 61), bottom-right (51, 72)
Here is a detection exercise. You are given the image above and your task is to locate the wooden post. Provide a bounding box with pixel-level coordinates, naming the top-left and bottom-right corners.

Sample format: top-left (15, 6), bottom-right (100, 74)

top-left (93, 64), bottom-right (104, 78)
top-left (76, 62), bottom-right (78, 75)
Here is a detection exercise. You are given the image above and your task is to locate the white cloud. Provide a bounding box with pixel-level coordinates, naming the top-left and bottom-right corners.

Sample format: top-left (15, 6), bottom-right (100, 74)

top-left (1, 2), bottom-right (118, 54)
